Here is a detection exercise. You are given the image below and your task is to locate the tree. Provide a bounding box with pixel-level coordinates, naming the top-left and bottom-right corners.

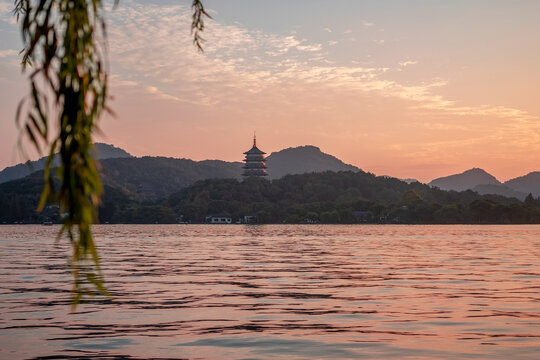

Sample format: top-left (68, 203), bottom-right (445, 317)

top-left (13, 0), bottom-right (210, 307)
top-left (524, 193), bottom-right (537, 206)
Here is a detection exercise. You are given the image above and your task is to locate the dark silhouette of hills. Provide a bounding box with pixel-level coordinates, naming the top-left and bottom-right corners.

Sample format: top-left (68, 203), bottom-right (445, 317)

top-left (99, 157), bottom-right (242, 200)
top-left (0, 143), bottom-right (132, 184)
top-left (91, 143), bottom-right (132, 159)
top-left (400, 178), bottom-right (420, 184)
top-left (429, 168), bottom-right (501, 191)
top-left (2, 164), bottom-right (539, 224)
top-left (0, 144), bottom-right (352, 205)
top-left (265, 145), bottom-right (359, 179)
top-left (2, 143), bottom-right (538, 205)
top-left (0, 144), bottom-right (361, 194)
top-left (505, 172), bottom-right (540, 197)
top-left (429, 168), bottom-right (539, 200)
top-left (381, 176), bottom-right (420, 184)
top-left (472, 184), bottom-right (527, 201)
top-left (164, 173), bottom-right (538, 225)
top-left (99, 145), bottom-right (360, 198)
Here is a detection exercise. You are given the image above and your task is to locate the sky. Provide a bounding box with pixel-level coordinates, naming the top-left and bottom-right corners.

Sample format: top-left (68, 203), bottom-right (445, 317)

top-left (0, 0), bottom-right (539, 183)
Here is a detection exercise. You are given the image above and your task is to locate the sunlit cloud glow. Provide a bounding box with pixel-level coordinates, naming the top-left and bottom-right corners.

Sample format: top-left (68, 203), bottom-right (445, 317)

top-left (1, 0), bottom-right (539, 182)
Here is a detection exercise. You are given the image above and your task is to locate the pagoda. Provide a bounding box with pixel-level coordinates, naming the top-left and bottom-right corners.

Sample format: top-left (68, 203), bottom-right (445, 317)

top-left (242, 133), bottom-right (267, 177)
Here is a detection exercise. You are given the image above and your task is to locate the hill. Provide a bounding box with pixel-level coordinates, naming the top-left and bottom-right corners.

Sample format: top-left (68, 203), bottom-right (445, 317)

top-left (472, 184), bottom-right (527, 201)
top-left (2, 168), bottom-right (538, 224)
top-left (428, 168), bottom-right (539, 199)
top-left (0, 156), bottom-right (243, 223)
top-left (0, 144), bottom-right (363, 202)
top-left (91, 143), bottom-right (132, 159)
top-left (0, 143), bottom-right (132, 184)
top-left (166, 172), bottom-right (538, 225)
top-left (381, 176), bottom-right (420, 184)
top-left (429, 168), bottom-right (501, 191)
top-left (265, 145), bottom-right (359, 179)
top-left (505, 172), bottom-right (540, 197)
top-left (400, 178), bottom-right (420, 184)
top-left (0, 143), bottom-right (359, 185)
top-left (2, 142), bottom-right (538, 224)
top-left (99, 157), bottom-right (242, 200)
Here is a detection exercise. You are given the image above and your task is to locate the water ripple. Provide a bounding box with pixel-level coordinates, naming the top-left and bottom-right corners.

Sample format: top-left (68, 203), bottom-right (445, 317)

top-left (1, 224), bottom-right (539, 359)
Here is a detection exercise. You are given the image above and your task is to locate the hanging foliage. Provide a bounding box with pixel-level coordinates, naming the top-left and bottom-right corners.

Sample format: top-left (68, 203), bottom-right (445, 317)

top-left (14, 0), bottom-right (209, 308)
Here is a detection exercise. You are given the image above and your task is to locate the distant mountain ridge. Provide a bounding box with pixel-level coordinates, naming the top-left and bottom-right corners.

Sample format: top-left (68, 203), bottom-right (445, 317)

top-left (429, 168), bottom-right (539, 200)
top-left (0, 143), bottom-right (132, 184)
top-left (2, 144), bottom-right (538, 200)
top-left (472, 184), bottom-right (527, 200)
top-left (505, 172), bottom-right (540, 197)
top-left (382, 176), bottom-right (419, 184)
top-left (429, 168), bottom-right (501, 191)
top-left (265, 145), bottom-right (359, 179)
top-left (99, 157), bottom-right (242, 199)
top-left (4, 165), bottom-right (538, 225)
top-left (91, 143), bottom-right (132, 159)
top-left (0, 144), bottom-right (362, 200)
top-left (104, 145), bottom-right (361, 198)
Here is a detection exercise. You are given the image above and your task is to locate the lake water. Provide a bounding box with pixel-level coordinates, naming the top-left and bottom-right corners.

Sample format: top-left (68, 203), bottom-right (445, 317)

top-left (0, 225), bottom-right (539, 359)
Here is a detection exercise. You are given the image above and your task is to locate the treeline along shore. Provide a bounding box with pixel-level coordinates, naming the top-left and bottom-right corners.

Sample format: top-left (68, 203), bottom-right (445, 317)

top-left (1, 170), bottom-right (539, 225)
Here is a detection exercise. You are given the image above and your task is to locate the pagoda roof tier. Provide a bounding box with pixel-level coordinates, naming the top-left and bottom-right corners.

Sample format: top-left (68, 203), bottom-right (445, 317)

top-left (243, 163), bottom-right (267, 169)
top-left (244, 146), bottom-right (266, 155)
top-left (242, 169), bottom-right (268, 176)
top-left (243, 156), bottom-right (266, 161)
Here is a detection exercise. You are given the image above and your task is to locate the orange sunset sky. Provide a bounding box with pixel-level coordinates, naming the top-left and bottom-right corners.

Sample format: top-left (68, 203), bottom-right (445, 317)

top-left (0, 0), bottom-right (539, 183)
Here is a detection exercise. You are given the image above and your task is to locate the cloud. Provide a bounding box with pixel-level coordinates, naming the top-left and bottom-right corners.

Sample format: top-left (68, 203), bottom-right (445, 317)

top-left (0, 1), bottom-right (10, 14)
top-left (105, 1), bottom-right (537, 127)
top-left (0, 49), bottom-right (17, 58)
top-left (296, 44), bottom-right (322, 52)
top-left (323, 27), bottom-right (332, 33)
top-left (0, 1), bottom-right (17, 25)
top-left (363, 21), bottom-right (375, 27)
top-left (399, 60), bottom-right (418, 67)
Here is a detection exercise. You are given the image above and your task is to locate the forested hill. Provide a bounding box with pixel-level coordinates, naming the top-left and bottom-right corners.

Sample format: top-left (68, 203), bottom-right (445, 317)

top-left (429, 168), bottom-right (501, 191)
top-left (265, 145), bottom-right (359, 179)
top-left (99, 157), bottom-right (243, 200)
top-left (2, 170), bottom-right (539, 224)
top-left (1, 144), bottom-right (359, 189)
top-left (166, 171), bottom-right (540, 225)
top-left (0, 156), bottom-right (243, 223)
top-left (505, 172), bottom-right (540, 197)
top-left (0, 143), bottom-right (132, 184)
top-left (0, 145), bottom-right (364, 222)
top-left (427, 168), bottom-right (540, 200)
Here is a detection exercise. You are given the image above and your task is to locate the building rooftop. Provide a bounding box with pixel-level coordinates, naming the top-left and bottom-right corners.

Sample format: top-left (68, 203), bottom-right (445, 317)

top-left (244, 146), bottom-right (266, 155)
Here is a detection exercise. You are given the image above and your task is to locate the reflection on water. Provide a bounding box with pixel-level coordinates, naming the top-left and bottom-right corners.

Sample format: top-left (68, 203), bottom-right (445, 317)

top-left (0, 225), bottom-right (539, 359)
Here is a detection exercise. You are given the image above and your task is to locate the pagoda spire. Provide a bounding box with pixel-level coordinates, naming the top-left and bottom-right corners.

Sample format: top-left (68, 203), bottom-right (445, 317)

top-left (253, 131), bottom-right (256, 147)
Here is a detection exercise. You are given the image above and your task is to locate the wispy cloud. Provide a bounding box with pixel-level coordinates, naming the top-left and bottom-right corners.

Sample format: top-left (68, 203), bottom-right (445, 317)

top-left (0, 1), bottom-right (10, 14)
top-left (0, 49), bottom-right (17, 58)
top-left (362, 21), bottom-right (375, 27)
top-left (296, 44), bottom-right (322, 52)
top-left (399, 60), bottom-right (418, 67)
top-left (0, 1), bottom-right (17, 25)
top-left (105, 2), bottom-right (537, 126)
